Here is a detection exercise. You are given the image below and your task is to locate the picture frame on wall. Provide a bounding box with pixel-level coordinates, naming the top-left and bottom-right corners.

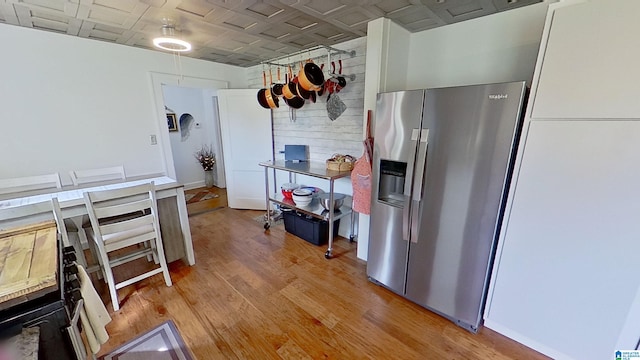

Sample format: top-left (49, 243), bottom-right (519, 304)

top-left (167, 113), bottom-right (178, 132)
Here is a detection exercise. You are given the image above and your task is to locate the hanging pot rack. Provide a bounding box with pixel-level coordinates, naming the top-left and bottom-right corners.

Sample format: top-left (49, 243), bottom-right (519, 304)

top-left (261, 45), bottom-right (356, 82)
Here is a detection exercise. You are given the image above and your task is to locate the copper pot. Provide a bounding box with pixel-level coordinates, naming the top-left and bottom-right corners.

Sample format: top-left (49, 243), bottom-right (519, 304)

top-left (298, 62), bottom-right (324, 91)
top-left (283, 80), bottom-right (298, 99)
top-left (257, 88), bottom-right (279, 109)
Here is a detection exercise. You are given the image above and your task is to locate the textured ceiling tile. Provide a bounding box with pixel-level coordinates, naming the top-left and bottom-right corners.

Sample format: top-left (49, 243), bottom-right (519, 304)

top-left (219, 12), bottom-right (258, 30)
top-left (20, 0), bottom-right (66, 13)
top-left (375, 0), bottom-right (413, 14)
top-left (283, 14), bottom-right (317, 31)
top-left (205, 0), bottom-right (254, 11)
top-left (301, 0), bottom-right (346, 16)
top-left (139, 0), bottom-right (167, 7)
top-left (30, 9), bottom-right (69, 24)
top-left (332, 9), bottom-right (369, 27)
top-left (32, 17), bottom-right (69, 33)
top-left (284, 35), bottom-right (316, 49)
top-left (387, 6), bottom-right (444, 29)
top-left (92, 0), bottom-right (140, 13)
top-left (260, 25), bottom-right (291, 40)
top-left (5, 0), bottom-right (544, 66)
top-left (93, 22), bottom-right (125, 35)
top-left (422, 0), bottom-right (497, 23)
top-left (245, 1), bottom-right (283, 18)
top-left (88, 28), bottom-right (120, 41)
top-left (312, 25), bottom-right (344, 41)
top-left (492, 0), bottom-right (541, 11)
top-left (176, 0), bottom-right (218, 17)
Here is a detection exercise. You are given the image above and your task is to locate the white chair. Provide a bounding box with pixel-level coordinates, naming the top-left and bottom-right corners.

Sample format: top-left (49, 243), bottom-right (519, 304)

top-left (0, 173), bottom-right (62, 195)
top-left (68, 166), bottom-right (126, 267)
top-left (69, 166), bottom-right (126, 186)
top-left (83, 181), bottom-right (172, 311)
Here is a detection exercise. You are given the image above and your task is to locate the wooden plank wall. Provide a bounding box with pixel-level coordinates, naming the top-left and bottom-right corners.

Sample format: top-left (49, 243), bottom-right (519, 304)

top-left (246, 37), bottom-right (367, 163)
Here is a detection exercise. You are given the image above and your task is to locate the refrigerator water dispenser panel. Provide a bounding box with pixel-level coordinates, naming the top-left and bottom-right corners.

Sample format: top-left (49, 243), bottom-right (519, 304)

top-left (378, 160), bottom-right (407, 207)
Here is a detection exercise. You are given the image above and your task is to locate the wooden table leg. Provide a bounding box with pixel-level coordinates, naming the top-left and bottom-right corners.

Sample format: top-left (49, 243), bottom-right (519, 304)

top-left (175, 188), bottom-right (195, 265)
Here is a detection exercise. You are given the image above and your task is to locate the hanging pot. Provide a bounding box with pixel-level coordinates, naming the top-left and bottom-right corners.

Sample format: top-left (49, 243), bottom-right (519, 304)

top-left (298, 62), bottom-right (324, 91)
top-left (284, 95), bottom-right (305, 109)
top-left (283, 80), bottom-right (298, 99)
top-left (295, 82), bottom-right (312, 100)
top-left (257, 89), bottom-right (270, 109)
top-left (265, 88), bottom-right (279, 109)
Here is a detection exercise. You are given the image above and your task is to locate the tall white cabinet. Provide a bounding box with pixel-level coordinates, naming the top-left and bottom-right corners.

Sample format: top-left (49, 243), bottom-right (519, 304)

top-left (485, 1), bottom-right (640, 359)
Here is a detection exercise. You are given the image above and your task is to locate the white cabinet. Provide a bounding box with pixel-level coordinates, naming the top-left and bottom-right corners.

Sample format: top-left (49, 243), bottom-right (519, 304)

top-left (531, 0), bottom-right (640, 119)
top-left (486, 120), bottom-right (640, 359)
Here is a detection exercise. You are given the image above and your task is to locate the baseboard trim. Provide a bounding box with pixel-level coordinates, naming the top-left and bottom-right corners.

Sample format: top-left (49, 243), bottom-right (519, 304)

top-left (184, 181), bottom-right (205, 190)
top-left (484, 319), bottom-right (574, 360)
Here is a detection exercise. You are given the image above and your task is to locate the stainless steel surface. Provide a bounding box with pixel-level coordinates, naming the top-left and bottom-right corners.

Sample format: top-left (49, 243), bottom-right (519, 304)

top-left (367, 90), bottom-right (425, 295)
top-left (318, 193), bottom-right (346, 211)
top-left (270, 193), bottom-right (352, 221)
top-left (259, 160), bottom-right (352, 180)
top-left (367, 82), bottom-right (526, 332)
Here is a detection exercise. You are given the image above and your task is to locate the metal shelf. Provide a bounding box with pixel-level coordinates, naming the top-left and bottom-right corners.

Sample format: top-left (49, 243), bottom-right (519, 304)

top-left (269, 193), bottom-right (352, 221)
top-left (259, 160), bottom-right (353, 259)
top-left (259, 160), bottom-right (352, 181)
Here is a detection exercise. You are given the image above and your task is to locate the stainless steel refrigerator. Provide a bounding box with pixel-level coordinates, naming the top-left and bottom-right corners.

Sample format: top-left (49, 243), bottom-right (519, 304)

top-left (367, 82), bottom-right (527, 332)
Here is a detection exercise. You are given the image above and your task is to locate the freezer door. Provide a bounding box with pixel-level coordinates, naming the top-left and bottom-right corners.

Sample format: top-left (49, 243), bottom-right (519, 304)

top-left (367, 90), bottom-right (425, 295)
top-left (404, 82), bottom-right (526, 331)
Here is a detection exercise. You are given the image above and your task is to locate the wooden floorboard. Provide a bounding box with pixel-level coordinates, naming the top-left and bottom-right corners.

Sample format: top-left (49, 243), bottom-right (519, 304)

top-left (96, 191), bottom-right (549, 359)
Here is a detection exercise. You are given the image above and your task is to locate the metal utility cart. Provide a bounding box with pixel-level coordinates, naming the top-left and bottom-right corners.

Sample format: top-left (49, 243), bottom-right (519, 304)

top-left (259, 160), bottom-right (353, 259)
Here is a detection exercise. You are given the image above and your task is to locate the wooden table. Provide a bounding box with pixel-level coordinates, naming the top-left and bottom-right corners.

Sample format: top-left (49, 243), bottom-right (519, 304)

top-left (0, 175), bottom-right (195, 266)
top-left (0, 221), bottom-right (58, 311)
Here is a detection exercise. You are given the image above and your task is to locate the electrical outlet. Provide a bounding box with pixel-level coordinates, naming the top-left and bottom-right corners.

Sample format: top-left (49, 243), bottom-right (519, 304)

top-left (150, 135), bottom-right (157, 145)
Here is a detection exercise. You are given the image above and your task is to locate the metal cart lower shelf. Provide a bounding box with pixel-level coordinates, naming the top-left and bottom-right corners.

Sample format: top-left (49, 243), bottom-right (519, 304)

top-left (259, 160), bottom-right (353, 259)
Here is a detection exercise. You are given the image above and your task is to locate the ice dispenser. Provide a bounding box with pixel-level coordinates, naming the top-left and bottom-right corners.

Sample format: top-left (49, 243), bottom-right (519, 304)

top-left (377, 160), bottom-right (407, 207)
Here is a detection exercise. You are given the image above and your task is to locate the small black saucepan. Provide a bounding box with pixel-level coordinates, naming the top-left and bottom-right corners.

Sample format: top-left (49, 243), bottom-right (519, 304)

top-left (284, 95), bottom-right (305, 109)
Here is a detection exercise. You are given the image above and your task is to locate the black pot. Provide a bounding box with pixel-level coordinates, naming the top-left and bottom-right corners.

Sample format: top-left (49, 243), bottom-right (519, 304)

top-left (284, 96), bottom-right (305, 109)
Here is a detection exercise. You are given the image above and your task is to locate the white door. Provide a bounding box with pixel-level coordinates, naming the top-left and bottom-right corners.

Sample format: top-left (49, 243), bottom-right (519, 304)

top-left (217, 89), bottom-right (272, 209)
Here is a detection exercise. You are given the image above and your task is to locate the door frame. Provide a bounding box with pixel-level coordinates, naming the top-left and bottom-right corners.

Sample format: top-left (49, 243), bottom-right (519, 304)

top-left (149, 72), bottom-right (229, 179)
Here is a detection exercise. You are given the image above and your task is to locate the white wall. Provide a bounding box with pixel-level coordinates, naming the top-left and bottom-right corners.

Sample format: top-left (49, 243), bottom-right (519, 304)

top-left (405, 2), bottom-right (550, 90)
top-left (162, 85), bottom-right (213, 189)
top-left (0, 22), bottom-right (246, 184)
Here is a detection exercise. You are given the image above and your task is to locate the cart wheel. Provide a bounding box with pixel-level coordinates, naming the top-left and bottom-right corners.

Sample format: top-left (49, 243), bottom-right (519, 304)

top-left (264, 223), bottom-right (270, 230)
top-left (349, 235), bottom-right (356, 243)
top-left (324, 250), bottom-right (332, 259)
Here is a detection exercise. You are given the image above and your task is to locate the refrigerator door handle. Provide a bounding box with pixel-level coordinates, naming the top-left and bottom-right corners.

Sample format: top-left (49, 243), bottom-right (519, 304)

top-left (402, 129), bottom-right (420, 241)
top-left (412, 129), bottom-right (429, 202)
top-left (410, 130), bottom-right (429, 244)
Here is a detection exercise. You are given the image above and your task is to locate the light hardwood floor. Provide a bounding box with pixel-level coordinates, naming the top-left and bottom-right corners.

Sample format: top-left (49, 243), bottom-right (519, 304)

top-left (96, 190), bottom-right (548, 359)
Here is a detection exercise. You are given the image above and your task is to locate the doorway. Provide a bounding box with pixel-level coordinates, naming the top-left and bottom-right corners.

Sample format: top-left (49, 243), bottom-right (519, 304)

top-left (161, 85), bottom-right (226, 190)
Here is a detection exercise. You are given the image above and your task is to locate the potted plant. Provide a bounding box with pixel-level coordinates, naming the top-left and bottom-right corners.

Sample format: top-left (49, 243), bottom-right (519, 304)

top-left (194, 145), bottom-right (216, 188)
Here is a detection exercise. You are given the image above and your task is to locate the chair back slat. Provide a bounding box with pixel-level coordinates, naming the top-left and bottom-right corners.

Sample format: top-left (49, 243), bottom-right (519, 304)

top-left (70, 166), bottom-right (125, 186)
top-left (86, 183), bottom-right (151, 203)
top-left (99, 214), bottom-right (154, 236)
top-left (93, 198), bottom-right (152, 219)
top-left (0, 174), bottom-right (62, 195)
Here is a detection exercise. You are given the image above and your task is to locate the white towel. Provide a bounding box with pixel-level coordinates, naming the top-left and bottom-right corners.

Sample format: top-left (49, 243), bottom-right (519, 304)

top-left (76, 264), bottom-right (112, 354)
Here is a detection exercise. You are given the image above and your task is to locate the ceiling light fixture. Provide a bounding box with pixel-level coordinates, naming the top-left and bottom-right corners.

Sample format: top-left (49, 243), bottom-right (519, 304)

top-left (153, 23), bottom-right (191, 52)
